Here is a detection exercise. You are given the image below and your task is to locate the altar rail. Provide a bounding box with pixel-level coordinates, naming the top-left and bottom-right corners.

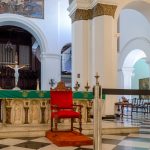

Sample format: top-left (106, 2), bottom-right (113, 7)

top-left (0, 90), bottom-right (94, 126)
top-left (0, 90), bottom-right (94, 99)
top-left (1, 98), bottom-right (93, 125)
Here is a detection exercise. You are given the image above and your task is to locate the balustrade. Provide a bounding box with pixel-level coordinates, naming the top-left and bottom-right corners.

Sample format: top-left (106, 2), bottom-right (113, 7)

top-left (0, 98), bottom-right (93, 126)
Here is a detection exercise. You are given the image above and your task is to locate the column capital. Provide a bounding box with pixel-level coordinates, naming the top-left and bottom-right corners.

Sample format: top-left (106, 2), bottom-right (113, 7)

top-left (122, 67), bottom-right (135, 77)
top-left (68, 0), bottom-right (117, 22)
top-left (92, 3), bottom-right (117, 18)
top-left (122, 67), bottom-right (134, 72)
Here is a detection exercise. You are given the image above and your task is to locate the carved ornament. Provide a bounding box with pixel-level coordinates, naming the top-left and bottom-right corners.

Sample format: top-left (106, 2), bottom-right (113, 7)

top-left (71, 9), bottom-right (92, 22)
top-left (50, 81), bottom-right (71, 91)
top-left (71, 3), bottom-right (117, 22)
top-left (93, 3), bottom-right (117, 18)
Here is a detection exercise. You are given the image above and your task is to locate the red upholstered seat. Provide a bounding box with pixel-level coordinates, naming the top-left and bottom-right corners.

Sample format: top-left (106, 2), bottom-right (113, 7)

top-left (50, 81), bottom-right (82, 133)
top-left (52, 110), bottom-right (80, 118)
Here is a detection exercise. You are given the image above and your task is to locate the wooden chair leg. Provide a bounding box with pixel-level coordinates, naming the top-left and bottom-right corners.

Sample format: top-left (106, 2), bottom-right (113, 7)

top-left (71, 118), bottom-right (73, 131)
top-left (79, 115), bottom-right (82, 133)
top-left (51, 118), bottom-right (53, 131)
top-left (55, 117), bottom-right (58, 131)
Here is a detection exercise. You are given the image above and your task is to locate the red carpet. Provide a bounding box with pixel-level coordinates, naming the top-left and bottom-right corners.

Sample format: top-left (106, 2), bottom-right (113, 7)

top-left (45, 131), bottom-right (93, 147)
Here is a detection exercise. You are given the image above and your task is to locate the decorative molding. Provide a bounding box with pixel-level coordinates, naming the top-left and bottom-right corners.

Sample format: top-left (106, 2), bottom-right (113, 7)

top-left (40, 53), bottom-right (60, 60)
top-left (71, 9), bottom-right (92, 22)
top-left (51, 81), bottom-right (71, 91)
top-left (93, 3), bottom-right (117, 18)
top-left (70, 3), bottom-right (117, 22)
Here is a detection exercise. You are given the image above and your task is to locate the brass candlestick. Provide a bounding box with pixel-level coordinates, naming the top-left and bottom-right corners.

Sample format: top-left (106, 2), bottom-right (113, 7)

top-left (95, 72), bottom-right (99, 85)
top-left (74, 81), bottom-right (80, 91)
top-left (85, 82), bottom-right (90, 91)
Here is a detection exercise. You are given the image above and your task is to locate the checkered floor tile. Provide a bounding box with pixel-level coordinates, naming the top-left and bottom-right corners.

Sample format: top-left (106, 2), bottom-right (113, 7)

top-left (0, 133), bottom-right (149, 149)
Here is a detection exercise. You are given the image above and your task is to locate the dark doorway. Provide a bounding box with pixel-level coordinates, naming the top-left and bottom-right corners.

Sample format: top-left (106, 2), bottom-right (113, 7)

top-left (0, 25), bottom-right (41, 90)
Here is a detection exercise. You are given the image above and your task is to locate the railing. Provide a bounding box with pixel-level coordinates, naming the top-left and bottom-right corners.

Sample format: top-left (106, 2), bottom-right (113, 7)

top-left (0, 89), bottom-right (94, 125)
top-left (0, 98), bottom-right (93, 125)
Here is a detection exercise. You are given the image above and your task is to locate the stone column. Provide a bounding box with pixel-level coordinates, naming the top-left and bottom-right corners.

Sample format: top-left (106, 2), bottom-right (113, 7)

top-left (69, 1), bottom-right (117, 116)
top-left (71, 20), bottom-right (89, 90)
top-left (40, 100), bottom-right (47, 124)
top-left (5, 99), bottom-right (12, 124)
top-left (68, 0), bottom-right (92, 90)
top-left (40, 53), bottom-right (61, 90)
top-left (91, 4), bottom-right (117, 117)
top-left (122, 67), bottom-right (134, 89)
top-left (24, 100), bottom-right (30, 124)
top-left (122, 67), bottom-right (134, 99)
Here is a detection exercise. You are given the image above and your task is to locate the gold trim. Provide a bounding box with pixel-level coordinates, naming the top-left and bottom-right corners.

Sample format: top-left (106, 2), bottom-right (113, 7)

top-left (71, 9), bottom-right (92, 22)
top-left (38, 91), bottom-right (45, 97)
top-left (93, 4), bottom-right (117, 18)
top-left (22, 91), bottom-right (29, 97)
top-left (71, 3), bottom-right (117, 22)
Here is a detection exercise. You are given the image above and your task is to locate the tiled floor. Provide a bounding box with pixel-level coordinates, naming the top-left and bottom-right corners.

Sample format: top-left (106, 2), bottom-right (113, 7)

top-left (1, 133), bottom-right (150, 150)
top-left (1, 111), bottom-right (150, 150)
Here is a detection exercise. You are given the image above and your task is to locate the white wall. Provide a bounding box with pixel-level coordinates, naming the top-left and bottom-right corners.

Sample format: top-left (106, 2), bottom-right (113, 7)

top-left (58, 0), bottom-right (71, 52)
top-left (28, 0), bottom-right (59, 54)
top-left (118, 9), bottom-right (150, 90)
top-left (120, 9), bottom-right (150, 51)
top-left (28, 0), bottom-right (71, 89)
top-left (0, 0), bottom-right (72, 90)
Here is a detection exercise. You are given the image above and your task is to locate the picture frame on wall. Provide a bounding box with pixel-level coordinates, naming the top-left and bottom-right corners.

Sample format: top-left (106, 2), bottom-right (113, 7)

top-left (0, 0), bottom-right (44, 19)
top-left (139, 78), bottom-right (150, 99)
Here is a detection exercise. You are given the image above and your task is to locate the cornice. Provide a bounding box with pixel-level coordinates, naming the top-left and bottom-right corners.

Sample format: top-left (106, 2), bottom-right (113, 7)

top-left (68, 0), bottom-right (91, 17)
top-left (41, 53), bottom-right (61, 59)
top-left (70, 3), bottom-right (117, 23)
top-left (100, 0), bottom-right (118, 5)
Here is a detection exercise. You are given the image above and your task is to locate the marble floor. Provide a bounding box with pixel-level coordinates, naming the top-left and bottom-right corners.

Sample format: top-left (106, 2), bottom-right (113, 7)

top-left (0, 111), bottom-right (150, 150)
top-left (0, 133), bottom-right (150, 150)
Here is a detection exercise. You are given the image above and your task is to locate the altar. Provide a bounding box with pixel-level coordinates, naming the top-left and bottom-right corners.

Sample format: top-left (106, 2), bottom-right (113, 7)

top-left (0, 90), bottom-right (93, 137)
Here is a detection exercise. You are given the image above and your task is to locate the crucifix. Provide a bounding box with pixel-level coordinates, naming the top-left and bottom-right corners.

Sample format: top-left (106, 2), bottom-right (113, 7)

top-left (7, 53), bottom-right (28, 90)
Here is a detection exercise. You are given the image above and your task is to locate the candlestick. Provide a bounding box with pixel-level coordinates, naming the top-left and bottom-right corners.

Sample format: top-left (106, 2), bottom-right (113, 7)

top-left (85, 82), bottom-right (90, 91)
top-left (74, 81), bottom-right (80, 91)
top-left (95, 72), bottom-right (99, 85)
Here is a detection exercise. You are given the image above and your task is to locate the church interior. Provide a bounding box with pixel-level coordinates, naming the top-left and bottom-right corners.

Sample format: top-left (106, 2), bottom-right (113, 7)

top-left (0, 0), bottom-right (149, 150)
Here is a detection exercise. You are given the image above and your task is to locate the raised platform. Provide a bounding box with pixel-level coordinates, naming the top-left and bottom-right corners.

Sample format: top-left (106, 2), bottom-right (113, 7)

top-left (45, 131), bottom-right (93, 147)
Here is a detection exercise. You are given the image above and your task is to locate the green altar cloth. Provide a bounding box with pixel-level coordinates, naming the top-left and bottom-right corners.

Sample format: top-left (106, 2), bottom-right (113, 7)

top-left (0, 90), bottom-right (105, 100)
top-left (0, 90), bottom-right (93, 99)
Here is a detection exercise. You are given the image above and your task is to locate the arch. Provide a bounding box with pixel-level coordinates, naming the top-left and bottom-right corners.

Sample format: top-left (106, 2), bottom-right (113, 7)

top-left (118, 37), bottom-right (150, 89)
top-left (0, 14), bottom-right (48, 53)
top-left (123, 49), bottom-right (146, 68)
top-left (0, 14), bottom-right (49, 90)
top-left (118, 37), bottom-right (150, 70)
top-left (120, 49), bottom-right (147, 90)
top-left (115, 0), bottom-right (150, 20)
top-left (115, 1), bottom-right (150, 91)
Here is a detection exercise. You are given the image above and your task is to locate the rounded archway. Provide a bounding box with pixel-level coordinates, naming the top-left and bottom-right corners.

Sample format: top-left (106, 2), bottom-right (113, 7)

top-left (115, 0), bottom-right (150, 20)
top-left (0, 14), bottom-right (48, 52)
top-left (116, 0), bottom-right (150, 91)
top-left (122, 49), bottom-right (147, 89)
top-left (0, 14), bottom-right (48, 90)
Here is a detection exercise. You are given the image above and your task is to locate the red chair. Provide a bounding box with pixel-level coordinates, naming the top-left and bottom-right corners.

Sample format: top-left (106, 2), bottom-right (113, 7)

top-left (50, 81), bottom-right (82, 133)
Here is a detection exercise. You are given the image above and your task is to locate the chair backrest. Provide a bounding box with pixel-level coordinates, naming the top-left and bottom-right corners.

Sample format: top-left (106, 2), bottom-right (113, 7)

top-left (50, 81), bottom-right (73, 109)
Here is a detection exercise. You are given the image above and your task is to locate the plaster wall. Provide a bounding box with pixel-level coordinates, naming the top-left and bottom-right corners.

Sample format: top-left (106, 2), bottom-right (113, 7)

top-left (58, 0), bottom-right (72, 51)
top-left (119, 9), bottom-right (150, 51)
top-left (0, 0), bottom-right (72, 90)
